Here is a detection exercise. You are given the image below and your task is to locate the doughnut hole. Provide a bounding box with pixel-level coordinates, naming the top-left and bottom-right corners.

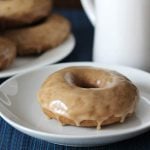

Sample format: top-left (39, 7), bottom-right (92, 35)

top-left (73, 75), bottom-right (99, 88)
top-left (65, 70), bottom-right (113, 89)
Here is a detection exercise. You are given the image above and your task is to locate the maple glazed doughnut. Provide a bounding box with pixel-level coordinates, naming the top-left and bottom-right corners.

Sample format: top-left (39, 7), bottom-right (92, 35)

top-left (38, 66), bottom-right (139, 129)
top-left (0, 0), bottom-right (52, 29)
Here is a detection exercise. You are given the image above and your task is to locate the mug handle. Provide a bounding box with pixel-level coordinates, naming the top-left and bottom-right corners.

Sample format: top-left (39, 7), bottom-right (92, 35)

top-left (81, 0), bottom-right (96, 26)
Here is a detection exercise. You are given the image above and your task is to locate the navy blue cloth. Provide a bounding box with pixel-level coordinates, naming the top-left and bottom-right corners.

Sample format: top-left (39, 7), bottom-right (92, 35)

top-left (0, 10), bottom-right (150, 150)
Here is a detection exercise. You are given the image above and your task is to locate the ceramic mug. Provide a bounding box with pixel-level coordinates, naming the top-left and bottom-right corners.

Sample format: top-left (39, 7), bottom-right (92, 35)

top-left (81, 0), bottom-right (150, 71)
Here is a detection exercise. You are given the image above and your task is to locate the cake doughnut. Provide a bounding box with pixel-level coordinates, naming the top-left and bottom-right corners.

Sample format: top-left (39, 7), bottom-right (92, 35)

top-left (0, 0), bottom-right (52, 29)
top-left (38, 66), bottom-right (139, 129)
top-left (0, 37), bottom-right (16, 70)
top-left (3, 14), bottom-right (71, 56)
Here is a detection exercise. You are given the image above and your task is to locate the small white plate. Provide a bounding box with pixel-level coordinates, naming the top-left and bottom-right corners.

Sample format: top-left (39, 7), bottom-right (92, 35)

top-left (0, 62), bottom-right (150, 147)
top-left (0, 34), bottom-right (75, 78)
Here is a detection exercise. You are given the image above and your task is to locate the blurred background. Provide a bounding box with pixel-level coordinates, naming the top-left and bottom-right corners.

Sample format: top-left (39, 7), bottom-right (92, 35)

top-left (54, 0), bottom-right (81, 9)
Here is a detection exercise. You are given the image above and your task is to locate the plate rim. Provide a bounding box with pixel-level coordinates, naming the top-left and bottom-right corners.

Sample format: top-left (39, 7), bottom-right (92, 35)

top-left (0, 62), bottom-right (150, 140)
top-left (0, 34), bottom-right (75, 78)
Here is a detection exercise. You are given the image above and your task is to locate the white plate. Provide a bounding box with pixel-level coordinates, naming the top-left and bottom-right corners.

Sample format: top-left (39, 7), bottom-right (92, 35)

top-left (0, 34), bottom-right (75, 78)
top-left (0, 62), bottom-right (150, 147)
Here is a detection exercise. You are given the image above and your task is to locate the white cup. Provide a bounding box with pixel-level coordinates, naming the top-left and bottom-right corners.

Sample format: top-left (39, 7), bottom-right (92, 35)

top-left (81, 0), bottom-right (150, 71)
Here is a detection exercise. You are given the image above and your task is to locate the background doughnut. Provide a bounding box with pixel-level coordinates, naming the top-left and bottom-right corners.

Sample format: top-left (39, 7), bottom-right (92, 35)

top-left (3, 14), bottom-right (71, 56)
top-left (0, 37), bottom-right (16, 70)
top-left (0, 0), bottom-right (52, 29)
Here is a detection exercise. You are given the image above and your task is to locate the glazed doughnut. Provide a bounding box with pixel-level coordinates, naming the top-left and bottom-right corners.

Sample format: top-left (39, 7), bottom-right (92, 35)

top-left (38, 66), bottom-right (139, 129)
top-left (0, 0), bottom-right (52, 29)
top-left (0, 37), bottom-right (16, 70)
top-left (3, 14), bottom-right (71, 56)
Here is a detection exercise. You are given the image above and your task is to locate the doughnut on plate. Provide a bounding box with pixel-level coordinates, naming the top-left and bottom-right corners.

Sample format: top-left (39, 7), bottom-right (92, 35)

top-left (0, 34), bottom-right (75, 78)
top-left (3, 14), bottom-right (71, 56)
top-left (0, 62), bottom-right (150, 147)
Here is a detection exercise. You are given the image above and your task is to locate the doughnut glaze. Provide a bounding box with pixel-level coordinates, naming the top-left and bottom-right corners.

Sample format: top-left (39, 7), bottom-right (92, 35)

top-left (38, 66), bottom-right (139, 129)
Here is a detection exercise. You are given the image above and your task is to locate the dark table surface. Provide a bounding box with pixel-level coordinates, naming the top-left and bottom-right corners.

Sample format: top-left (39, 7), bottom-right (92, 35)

top-left (0, 10), bottom-right (150, 150)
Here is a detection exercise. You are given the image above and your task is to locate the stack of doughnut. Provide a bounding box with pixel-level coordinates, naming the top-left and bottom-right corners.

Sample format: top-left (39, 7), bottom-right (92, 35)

top-left (38, 66), bottom-right (139, 129)
top-left (0, 0), bottom-right (71, 70)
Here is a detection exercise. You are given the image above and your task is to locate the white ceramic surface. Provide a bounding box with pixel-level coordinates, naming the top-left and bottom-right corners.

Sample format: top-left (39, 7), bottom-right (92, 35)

top-left (0, 62), bottom-right (150, 147)
top-left (81, 0), bottom-right (150, 71)
top-left (0, 34), bottom-right (75, 78)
